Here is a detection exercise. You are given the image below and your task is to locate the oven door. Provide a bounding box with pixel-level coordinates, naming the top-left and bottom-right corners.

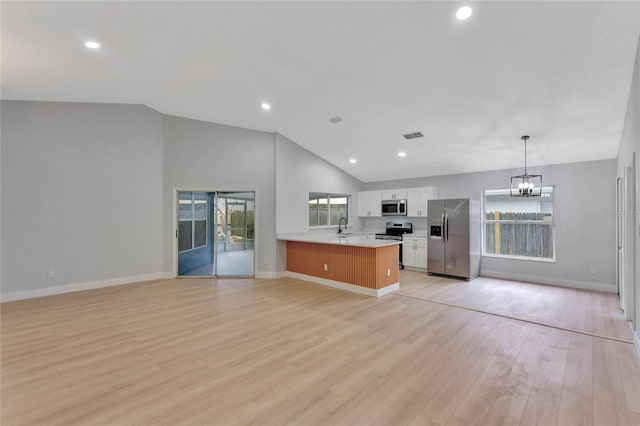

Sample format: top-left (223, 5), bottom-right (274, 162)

top-left (381, 200), bottom-right (398, 215)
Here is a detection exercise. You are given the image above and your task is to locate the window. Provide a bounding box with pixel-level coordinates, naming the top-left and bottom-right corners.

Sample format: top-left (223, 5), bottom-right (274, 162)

top-left (483, 186), bottom-right (555, 261)
top-left (309, 192), bottom-right (349, 227)
top-left (178, 191), bottom-right (208, 252)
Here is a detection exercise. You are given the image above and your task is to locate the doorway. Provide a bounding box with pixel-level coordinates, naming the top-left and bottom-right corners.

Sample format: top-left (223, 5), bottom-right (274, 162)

top-left (617, 176), bottom-right (625, 309)
top-left (177, 190), bottom-right (255, 277)
top-left (624, 161), bottom-right (636, 329)
top-left (617, 158), bottom-right (637, 329)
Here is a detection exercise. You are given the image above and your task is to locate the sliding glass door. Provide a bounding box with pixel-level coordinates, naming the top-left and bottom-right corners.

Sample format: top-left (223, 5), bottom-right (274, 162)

top-left (215, 192), bottom-right (255, 276)
top-left (177, 191), bottom-right (254, 277)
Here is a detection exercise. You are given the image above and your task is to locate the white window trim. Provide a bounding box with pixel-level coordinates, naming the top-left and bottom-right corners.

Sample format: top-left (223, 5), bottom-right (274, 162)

top-left (308, 193), bottom-right (350, 228)
top-left (481, 186), bottom-right (556, 262)
top-left (482, 253), bottom-right (557, 263)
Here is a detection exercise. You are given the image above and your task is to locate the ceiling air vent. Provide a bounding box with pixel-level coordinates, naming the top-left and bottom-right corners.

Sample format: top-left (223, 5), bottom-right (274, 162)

top-left (329, 116), bottom-right (343, 124)
top-left (403, 132), bottom-right (424, 140)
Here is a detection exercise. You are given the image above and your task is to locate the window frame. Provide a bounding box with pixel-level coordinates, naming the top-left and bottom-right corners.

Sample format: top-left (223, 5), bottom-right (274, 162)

top-left (308, 192), bottom-right (350, 229)
top-left (481, 186), bottom-right (556, 262)
top-left (178, 192), bottom-right (208, 253)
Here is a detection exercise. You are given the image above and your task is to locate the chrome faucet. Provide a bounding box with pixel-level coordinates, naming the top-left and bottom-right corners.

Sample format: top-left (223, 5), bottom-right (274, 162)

top-left (338, 217), bottom-right (347, 234)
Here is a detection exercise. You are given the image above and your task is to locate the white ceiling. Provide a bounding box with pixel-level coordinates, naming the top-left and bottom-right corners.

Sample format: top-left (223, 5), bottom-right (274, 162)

top-left (2, 1), bottom-right (639, 182)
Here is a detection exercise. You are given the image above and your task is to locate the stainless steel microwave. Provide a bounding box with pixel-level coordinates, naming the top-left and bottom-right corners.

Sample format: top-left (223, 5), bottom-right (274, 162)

top-left (381, 199), bottom-right (407, 216)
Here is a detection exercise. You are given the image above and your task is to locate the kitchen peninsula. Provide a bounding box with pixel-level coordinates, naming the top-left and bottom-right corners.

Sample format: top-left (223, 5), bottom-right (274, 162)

top-left (277, 233), bottom-right (401, 297)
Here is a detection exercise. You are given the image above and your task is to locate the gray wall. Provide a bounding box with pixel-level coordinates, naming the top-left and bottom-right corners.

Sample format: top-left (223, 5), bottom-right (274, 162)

top-left (275, 133), bottom-right (363, 234)
top-left (616, 35), bottom-right (639, 338)
top-left (0, 98), bottom-right (626, 297)
top-left (363, 159), bottom-right (617, 292)
top-left (0, 101), bottom-right (358, 290)
top-left (162, 115), bottom-right (276, 277)
top-left (274, 133), bottom-right (364, 273)
top-left (1, 101), bottom-right (164, 295)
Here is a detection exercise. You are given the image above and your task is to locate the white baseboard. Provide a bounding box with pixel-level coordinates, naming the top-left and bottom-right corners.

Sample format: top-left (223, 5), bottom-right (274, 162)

top-left (377, 282), bottom-right (401, 296)
top-left (285, 271), bottom-right (399, 297)
top-left (480, 269), bottom-right (616, 293)
top-left (255, 271), bottom-right (286, 279)
top-left (1, 272), bottom-right (167, 303)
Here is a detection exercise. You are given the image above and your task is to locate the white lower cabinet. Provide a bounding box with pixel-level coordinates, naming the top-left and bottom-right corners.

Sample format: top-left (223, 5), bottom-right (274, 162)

top-left (403, 236), bottom-right (428, 269)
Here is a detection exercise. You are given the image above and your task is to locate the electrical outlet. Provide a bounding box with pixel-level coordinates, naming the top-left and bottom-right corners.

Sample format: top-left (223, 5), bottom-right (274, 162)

top-left (590, 266), bottom-right (597, 274)
top-left (47, 270), bottom-right (55, 279)
top-left (387, 268), bottom-right (391, 277)
top-left (323, 264), bottom-right (328, 271)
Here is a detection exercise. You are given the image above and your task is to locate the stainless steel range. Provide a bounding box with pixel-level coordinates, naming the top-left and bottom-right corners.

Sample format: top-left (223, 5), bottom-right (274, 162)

top-left (375, 222), bottom-right (413, 269)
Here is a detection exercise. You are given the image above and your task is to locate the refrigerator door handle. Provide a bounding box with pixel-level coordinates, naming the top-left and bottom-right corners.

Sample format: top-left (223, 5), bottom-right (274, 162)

top-left (445, 213), bottom-right (449, 242)
top-left (441, 212), bottom-right (446, 243)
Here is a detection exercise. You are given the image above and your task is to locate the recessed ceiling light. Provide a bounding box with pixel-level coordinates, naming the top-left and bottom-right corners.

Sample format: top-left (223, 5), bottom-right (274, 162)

top-left (456, 6), bottom-right (473, 20)
top-left (261, 103), bottom-right (271, 110)
top-left (84, 41), bottom-right (101, 49)
top-left (349, 159), bottom-right (357, 164)
top-left (398, 152), bottom-right (407, 158)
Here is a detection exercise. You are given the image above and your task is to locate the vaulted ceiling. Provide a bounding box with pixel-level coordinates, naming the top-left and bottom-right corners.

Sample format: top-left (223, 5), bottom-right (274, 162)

top-left (2, 1), bottom-right (639, 182)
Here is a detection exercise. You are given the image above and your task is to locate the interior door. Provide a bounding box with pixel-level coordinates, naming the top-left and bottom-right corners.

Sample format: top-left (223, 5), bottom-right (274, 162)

top-left (444, 199), bottom-right (470, 278)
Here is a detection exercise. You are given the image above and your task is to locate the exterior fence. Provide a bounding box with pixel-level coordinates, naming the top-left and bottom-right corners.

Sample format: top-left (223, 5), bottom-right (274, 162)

top-left (485, 212), bottom-right (553, 258)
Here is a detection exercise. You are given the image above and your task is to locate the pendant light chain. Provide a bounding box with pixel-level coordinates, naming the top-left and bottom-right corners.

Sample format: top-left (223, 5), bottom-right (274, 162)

top-left (523, 136), bottom-right (527, 175)
top-left (522, 135), bottom-right (530, 175)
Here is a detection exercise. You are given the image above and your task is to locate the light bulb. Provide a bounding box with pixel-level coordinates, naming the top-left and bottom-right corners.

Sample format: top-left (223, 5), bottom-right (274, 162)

top-left (456, 6), bottom-right (473, 20)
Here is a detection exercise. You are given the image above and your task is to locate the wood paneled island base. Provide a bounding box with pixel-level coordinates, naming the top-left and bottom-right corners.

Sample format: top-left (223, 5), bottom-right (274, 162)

top-left (286, 240), bottom-right (400, 297)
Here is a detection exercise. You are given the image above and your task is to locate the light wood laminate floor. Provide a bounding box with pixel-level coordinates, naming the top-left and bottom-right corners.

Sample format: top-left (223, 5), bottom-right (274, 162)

top-left (398, 271), bottom-right (633, 342)
top-left (2, 273), bottom-right (639, 425)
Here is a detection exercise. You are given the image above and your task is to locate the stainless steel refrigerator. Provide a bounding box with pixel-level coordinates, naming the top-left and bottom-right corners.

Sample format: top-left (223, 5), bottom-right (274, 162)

top-left (427, 198), bottom-right (480, 280)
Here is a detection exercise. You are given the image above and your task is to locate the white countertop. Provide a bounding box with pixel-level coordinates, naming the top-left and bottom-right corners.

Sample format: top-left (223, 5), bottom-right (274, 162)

top-left (277, 231), bottom-right (402, 248)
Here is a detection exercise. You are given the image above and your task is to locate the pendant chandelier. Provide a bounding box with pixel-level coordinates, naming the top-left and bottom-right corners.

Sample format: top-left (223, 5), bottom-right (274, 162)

top-left (510, 135), bottom-right (542, 197)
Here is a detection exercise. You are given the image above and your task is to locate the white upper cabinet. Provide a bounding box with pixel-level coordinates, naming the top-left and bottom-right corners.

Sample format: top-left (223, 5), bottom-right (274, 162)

top-left (381, 188), bottom-right (408, 201)
top-left (407, 187), bottom-right (438, 217)
top-left (357, 191), bottom-right (370, 217)
top-left (357, 191), bottom-right (382, 217)
top-left (360, 187), bottom-right (437, 217)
